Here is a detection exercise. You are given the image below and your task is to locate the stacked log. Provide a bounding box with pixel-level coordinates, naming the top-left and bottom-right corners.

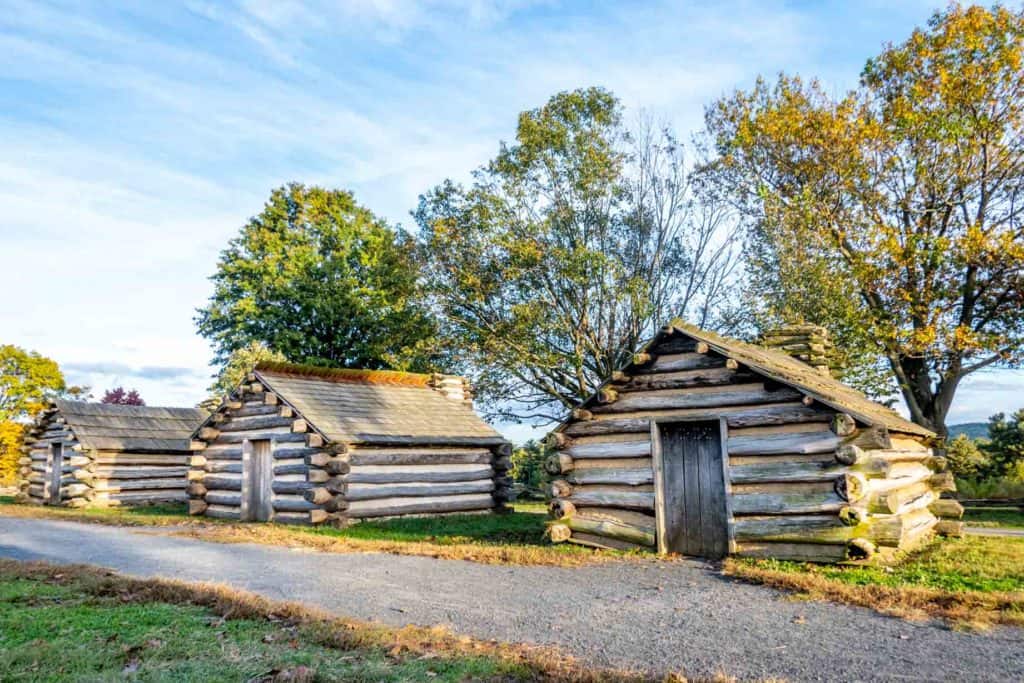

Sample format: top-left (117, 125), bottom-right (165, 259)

top-left (547, 328), bottom-right (954, 561)
top-left (759, 324), bottom-right (835, 376)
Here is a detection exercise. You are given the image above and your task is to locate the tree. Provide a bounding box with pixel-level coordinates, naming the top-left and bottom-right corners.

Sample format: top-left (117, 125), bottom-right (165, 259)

top-left (945, 432), bottom-right (989, 479)
top-left (417, 88), bottom-right (739, 422)
top-left (197, 183), bottom-right (442, 374)
top-left (704, 5), bottom-right (1024, 436)
top-left (510, 439), bottom-right (551, 494)
top-left (101, 387), bottom-right (145, 406)
top-left (203, 341), bottom-right (286, 408)
top-left (0, 345), bottom-right (67, 421)
top-left (0, 345), bottom-right (82, 485)
top-left (982, 409), bottom-right (1024, 478)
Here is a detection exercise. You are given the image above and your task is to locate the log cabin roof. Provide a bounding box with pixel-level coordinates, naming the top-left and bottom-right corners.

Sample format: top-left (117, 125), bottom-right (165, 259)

top-left (43, 400), bottom-right (208, 452)
top-left (253, 363), bottom-right (506, 446)
top-left (569, 321), bottom-right (933, 438)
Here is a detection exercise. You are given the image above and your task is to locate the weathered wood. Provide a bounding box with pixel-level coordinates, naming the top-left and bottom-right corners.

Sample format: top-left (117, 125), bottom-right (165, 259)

top-left (868, 481), bottom-right (934, 515)
top-left (204, 491), bottom-right (242, 506)
top-left (619, 367), bottom-right (751, 392)
top-left (272, 461), bottom-right (308, 476)
top-left (78, 466), bottom-right (189, 480)
top-left (830, 413), bottom-right (857, 437)
top-left (565, 440), bottom-right (651, 459)
top-left (568, 468), bottom-right (653, 486)
top-left (274, 496), bottom-right (318, 512)
top-left (205, 461), bottom-right (243, 474)
top-left (345, 479), bottom-right (494, 501)
top-left (89, 478), bottom-right (185, 493)
top-left (187, 482), bottom-right (207, 497)
top-left (549, 499), bottom-right (576, 519)
top-left (845, 424), bottom-right (892, 450)
top-left (728, 432), bottom-right (841, 456)
top-left (929, 498), bottom-right (964, 519)
top-left (346, 493), bottom-right (495, 518)
top-left (205, 504), bottom-right (241, 520)
top-left (733, 515), bottom-right (854, 544)
top-left (935, 520), bottom-right (965, 537)
top-left (272, 480), bottom-right (313, 495)
top-left (567, 532), bottom-right (646, 552)
top-left (218, 415), bottom-right (294, 433)
top-left (188, 499), bottom-right (208, 515)
top-left (734, 541), bottom-right (850, 562)
top-left (550, 480), bottom-right (572, 498)
top-left (200, 475), bottom-right (243, 491)
top-left (212, 431), bottom-right (305, 445)
top-left (593, 384), bottom-right (803, 414)
top-left (632, 352), bottom-right (723, 374)
top-left (548, 523), bottom-right (572, 543)
top-left (545, 453), bottom-right (573, 475)
top-left (344, 464), bottom-right (494, 485)
top-left (869, 508), bottom-right (937, 547)
top-left (730, 460), bottom-right (845, 484)
top-left (232, 403), bottom-right (280, 418)
top-left (348, 449), bottom-right (492, 467)
top-left (929, 471), bottom-right (956, 493)
top-left (566, 487), bottom-right (655, 511)
top-left (835, 472), bottom-right (869, 502)
top-left (731, 490), bottom-right (847, 515)
top-left (564, 515), bottom-right (655, 547)
top-left (838, 505), bottom-right (868, 526)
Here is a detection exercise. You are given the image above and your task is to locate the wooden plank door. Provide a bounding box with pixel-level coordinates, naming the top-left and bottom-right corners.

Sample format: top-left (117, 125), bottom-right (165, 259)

top-left (48, 443), bottom-right (63, 505)
top-left (244, 439), bottom-right (273, 522)
top-left (657, 420), bottom-right (728, 558)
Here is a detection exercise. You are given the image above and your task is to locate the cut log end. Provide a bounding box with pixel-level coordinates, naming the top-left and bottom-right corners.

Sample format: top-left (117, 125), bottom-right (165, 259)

top-left (548, 523), bottom-right (572, 543)
top-left (549, 499), bottom-right (576, 519)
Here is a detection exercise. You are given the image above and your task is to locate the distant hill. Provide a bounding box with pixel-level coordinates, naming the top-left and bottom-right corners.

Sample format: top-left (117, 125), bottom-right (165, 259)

top-left (948, 422), bottom-right (989, 440)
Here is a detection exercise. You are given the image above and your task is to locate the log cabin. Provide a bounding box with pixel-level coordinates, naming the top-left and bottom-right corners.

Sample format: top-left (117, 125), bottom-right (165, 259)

top-left (187, 361), bottom-right (511, 525)
top-left (17, 400), bottom-right (207, 507)
top-left (546, 321), bottom-right (964, 562)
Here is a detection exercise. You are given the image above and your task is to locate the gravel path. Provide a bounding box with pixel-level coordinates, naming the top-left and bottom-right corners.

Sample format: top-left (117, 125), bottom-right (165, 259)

top-left (1, 517), bottom-right (1022, 681)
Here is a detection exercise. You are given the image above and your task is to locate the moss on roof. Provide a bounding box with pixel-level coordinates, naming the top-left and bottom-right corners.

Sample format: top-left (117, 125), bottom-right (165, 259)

top-left (254, 361), bottom-right (434, 388)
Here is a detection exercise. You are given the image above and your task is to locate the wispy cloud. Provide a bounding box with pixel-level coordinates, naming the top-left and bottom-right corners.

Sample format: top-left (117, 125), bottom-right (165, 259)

top-left (1, 0), bottom-right (1016, 433)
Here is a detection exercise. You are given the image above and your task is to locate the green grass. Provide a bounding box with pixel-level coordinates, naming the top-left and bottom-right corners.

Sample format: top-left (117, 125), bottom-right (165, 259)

top-left (0, 567), bottom-right (532, 682)
top-left (963, 507), bottom-right (1024, 529)
top-left (725, 536), bottom-right (1024, 627)
top-left (744, 536), bottom-right (1024, 593)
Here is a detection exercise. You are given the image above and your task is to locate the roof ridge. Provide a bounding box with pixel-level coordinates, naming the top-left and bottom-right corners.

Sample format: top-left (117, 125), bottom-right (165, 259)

top-left (255, 361), bottom-right (436, 388)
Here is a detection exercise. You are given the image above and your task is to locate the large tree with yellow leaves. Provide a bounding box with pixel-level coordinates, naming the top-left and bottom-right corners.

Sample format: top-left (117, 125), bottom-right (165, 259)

top-left (706, 4), bottom-right (1024, 437)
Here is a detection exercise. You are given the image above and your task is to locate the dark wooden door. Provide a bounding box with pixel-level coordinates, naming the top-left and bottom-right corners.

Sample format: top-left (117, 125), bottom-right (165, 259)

top-left (244, 439), bottom-right (273, 522)
top-left (48, 443), bottom-right (63, 505)
top-left (658, 421), bottom-right (728, 558)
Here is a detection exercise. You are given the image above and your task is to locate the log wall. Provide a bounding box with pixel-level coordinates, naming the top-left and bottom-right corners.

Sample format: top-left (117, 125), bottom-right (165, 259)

top-left (189, 377), bottom-right (512, 525)
top-left (18, 410), bottom-right (189, 508)
top-left (547, 331), bottom-right (960, 561)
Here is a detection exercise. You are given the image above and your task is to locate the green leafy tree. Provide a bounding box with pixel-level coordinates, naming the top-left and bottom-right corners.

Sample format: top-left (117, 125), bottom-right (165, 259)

top-left (202, 341), bottom-right (286, 408)
top-left (945, 433), bottom-right (990, 479)
top-left (982, 409), bottom-right (1024, 479)
top-left (704, 5), bottom-right (1024, 436)
top-left (197, 183), bottom-right (442, 373)
top-left (0, 345), bottom-right (85, 484)
top-left (510, 439), bottom-right (551, 494)
top-left (417, 88), bottom-right (739, 421)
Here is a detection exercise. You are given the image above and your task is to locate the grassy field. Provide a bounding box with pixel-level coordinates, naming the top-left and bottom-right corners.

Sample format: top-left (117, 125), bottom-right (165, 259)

top-left (0, 498), bottom-right (622, 567)
top-left (0, 559), bottom-right (659, 682)
top-left (963, 507), bottom-right (1024, 529)
top-left (725, 536), bottom-right (1024, 628)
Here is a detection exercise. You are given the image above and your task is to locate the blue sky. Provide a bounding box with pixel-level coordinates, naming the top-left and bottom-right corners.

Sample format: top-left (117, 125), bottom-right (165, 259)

top-left (1, 1), bottom-right (1020, 443)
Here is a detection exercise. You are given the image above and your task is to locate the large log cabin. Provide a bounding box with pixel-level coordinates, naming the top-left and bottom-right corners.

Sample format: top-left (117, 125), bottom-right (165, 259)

top-left (18, 401), bottom-right (207, 507)
top-left (546, 321), bottom-right (964, 562)
top-left (187, 362), bottom-right (511, 525)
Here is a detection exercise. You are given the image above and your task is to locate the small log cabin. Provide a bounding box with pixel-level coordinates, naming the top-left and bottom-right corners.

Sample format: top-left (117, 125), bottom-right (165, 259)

top-left (188, 362), bottom-right (512, 525)
top-left (546, 321), bottom-right (964, 562)
top-left (18, 400), bottom-right (207, 507)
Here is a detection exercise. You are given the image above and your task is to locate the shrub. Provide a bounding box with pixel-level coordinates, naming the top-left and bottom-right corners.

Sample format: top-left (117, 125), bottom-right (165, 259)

top-left (510, 440), bottom-right (550, 496)
top-left (945, 434), bottom-right (990, 479)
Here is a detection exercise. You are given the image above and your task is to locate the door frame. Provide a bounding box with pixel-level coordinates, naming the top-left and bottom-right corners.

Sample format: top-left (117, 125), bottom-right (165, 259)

top-left (48, 442), bottom-right (64, 505)
top-left (650, 416), bottom-right (734, 555)
top-left (241, 437), bottom-right (274, 522)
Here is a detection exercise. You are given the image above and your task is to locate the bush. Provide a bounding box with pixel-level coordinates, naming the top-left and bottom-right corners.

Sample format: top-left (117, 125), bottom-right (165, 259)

top-left (510, 440), bottom-right (550, 496)
top-left (0, 421), bottom-right (25, 486)
top-left (981, 409), bottom-right (1024, 479)
top-left (945, 434), bottom-right (990, 479)
top-left (955, 475), bottom-right (1024, 500)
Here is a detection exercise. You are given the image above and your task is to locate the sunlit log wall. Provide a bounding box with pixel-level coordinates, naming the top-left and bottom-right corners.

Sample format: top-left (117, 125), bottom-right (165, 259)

top-left (546, 329), bottom-right (962, 562)
top-left (188, 376), bottom-right (512, 526)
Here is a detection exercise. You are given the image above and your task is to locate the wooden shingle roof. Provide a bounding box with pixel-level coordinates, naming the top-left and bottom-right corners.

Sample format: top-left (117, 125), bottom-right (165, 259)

top-left (647, 321), bottom-right (933, 438)
top-left (52, 400), bottom-right (207, 452)
top-left (254, 363), bottom-right (506, 446)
